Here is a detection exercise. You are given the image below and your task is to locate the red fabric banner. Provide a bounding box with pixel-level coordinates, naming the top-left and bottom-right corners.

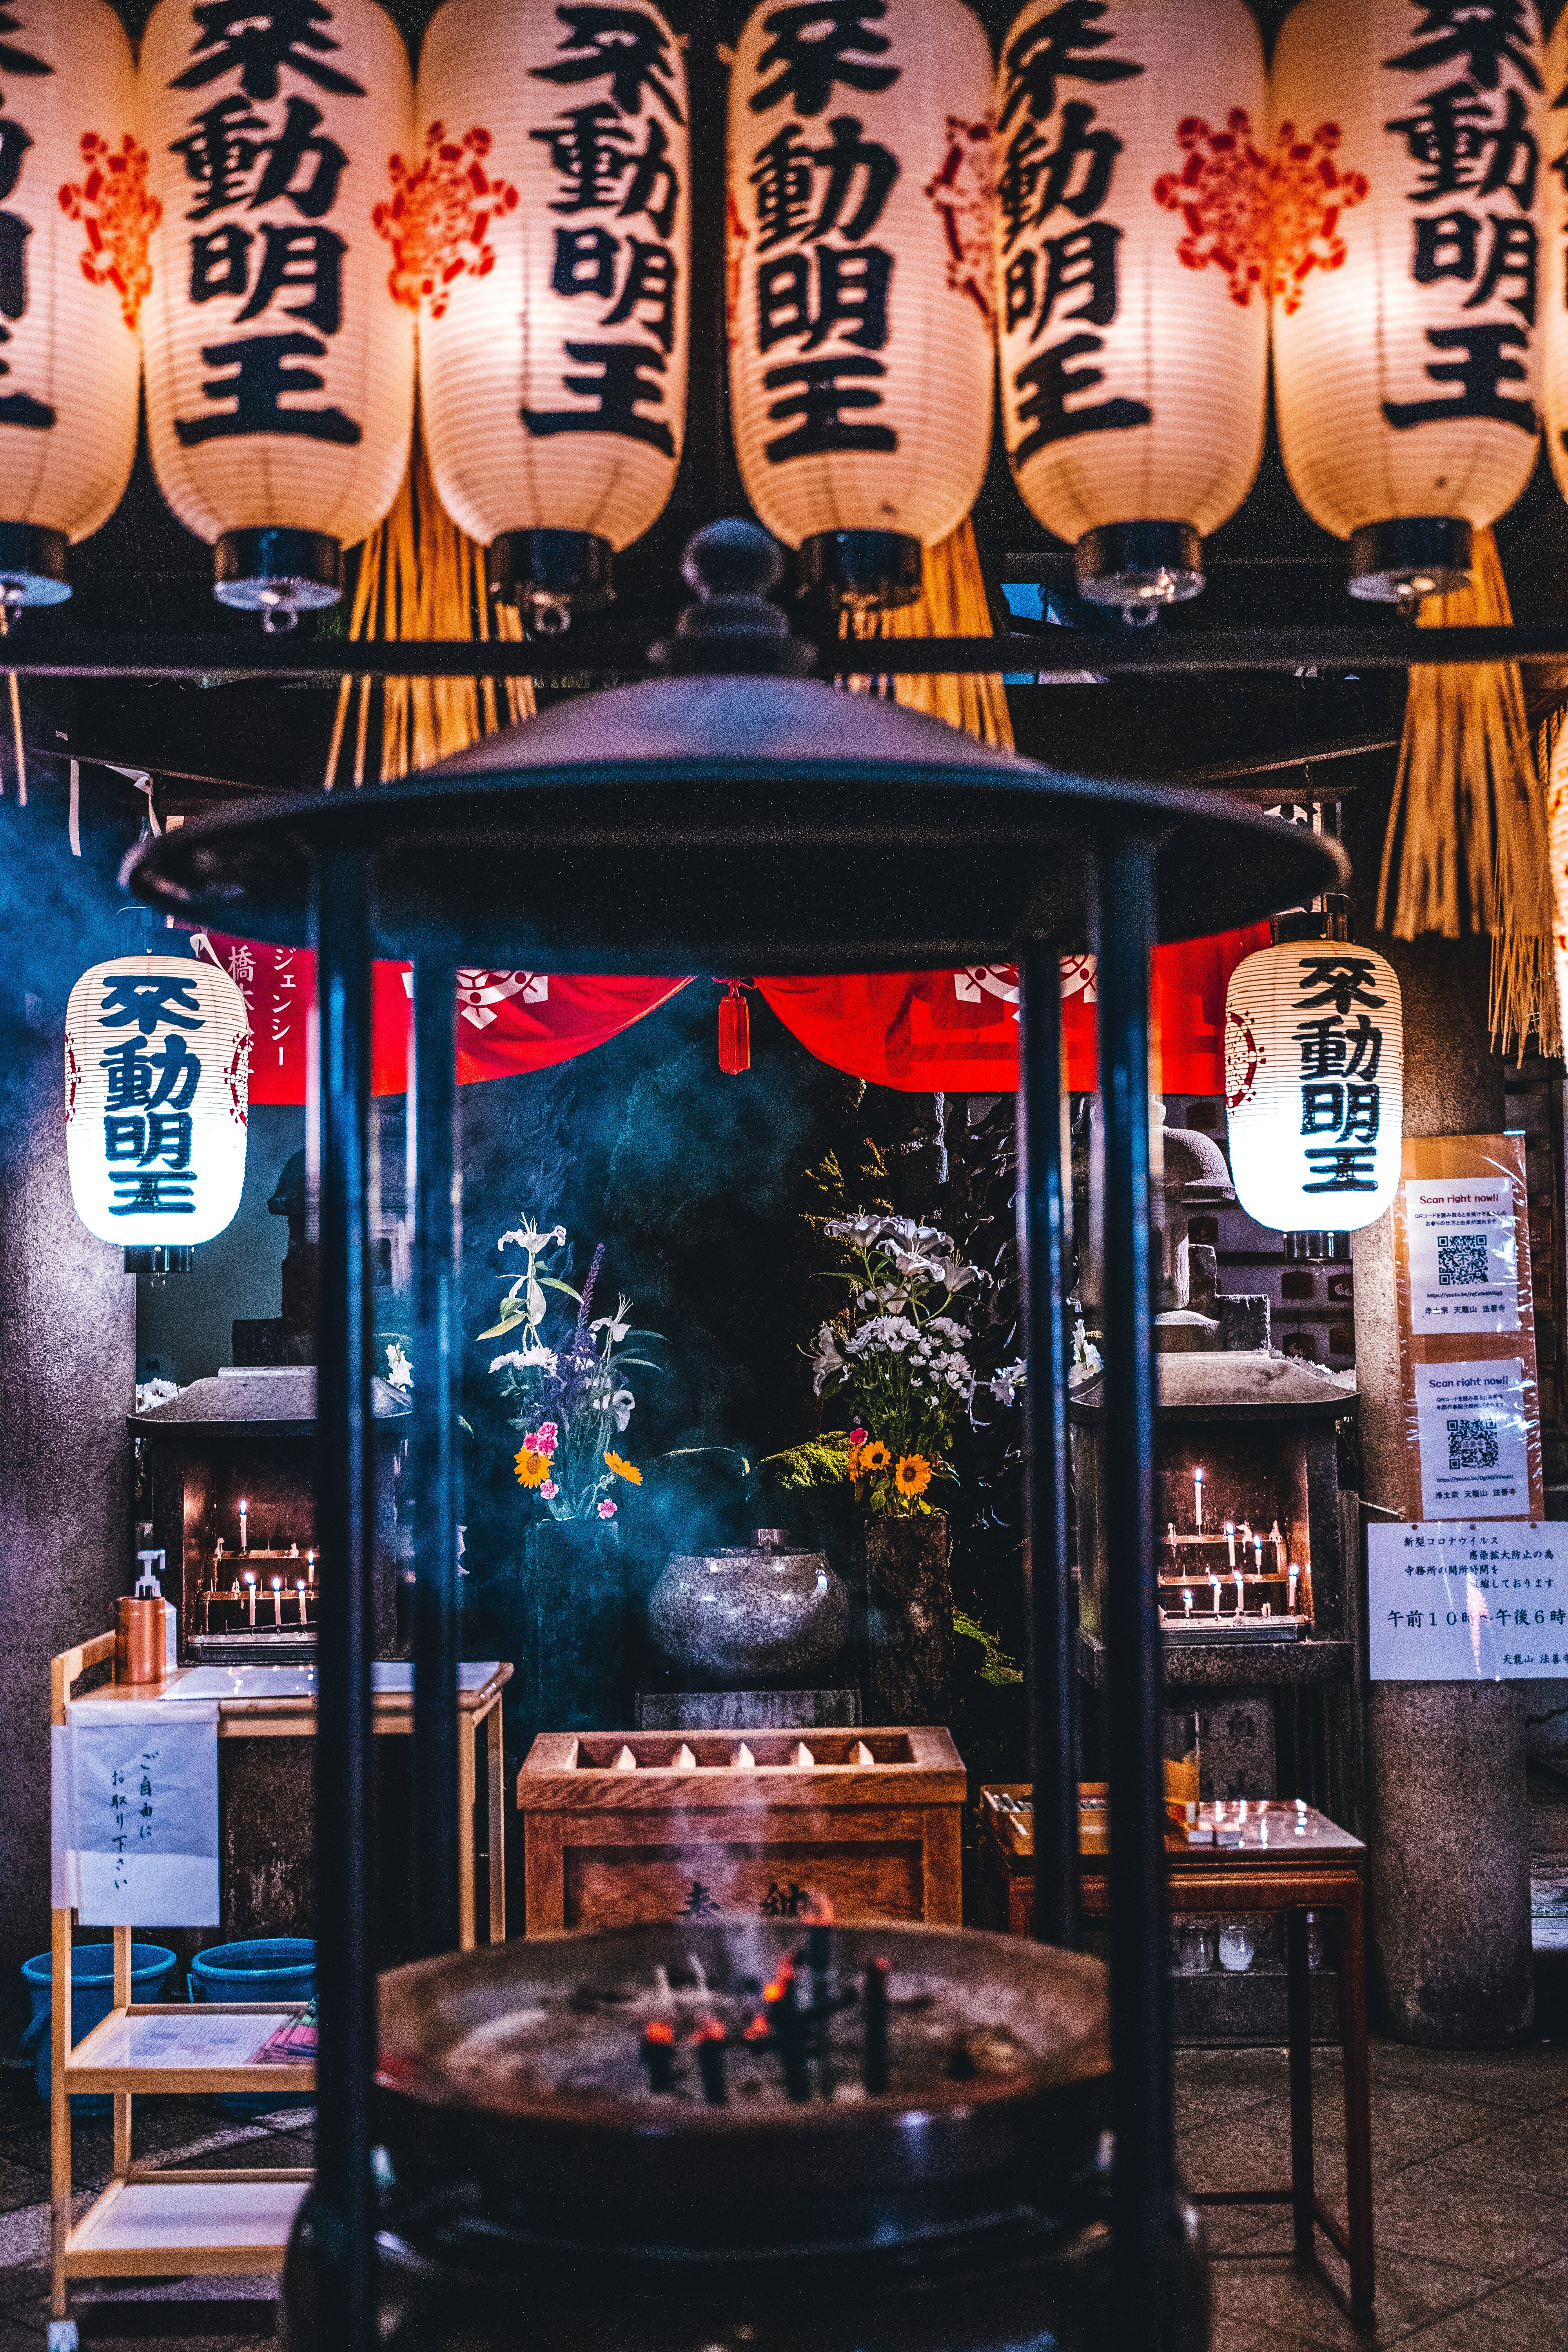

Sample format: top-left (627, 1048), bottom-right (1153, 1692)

top-left (206, 928), bottom-right (1267, 1105)
top-left (207, 936), bottom-right (690, 1103)
top-left (757, 929), bottom-right (1270, 1095)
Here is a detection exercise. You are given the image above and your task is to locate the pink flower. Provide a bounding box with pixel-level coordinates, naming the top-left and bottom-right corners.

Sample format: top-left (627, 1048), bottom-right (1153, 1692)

top-left (537, 1420), bottom-right (559, 1445)
top-left (540, 1480), bottom-right (558, 1500)
top-left (849, 1426), bottom-right (868, 1445)
top-left (597, 1498), bottom-right (617, 1519)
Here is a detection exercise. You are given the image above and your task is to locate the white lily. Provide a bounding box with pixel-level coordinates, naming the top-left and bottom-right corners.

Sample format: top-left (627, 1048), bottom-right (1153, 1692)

top-left (808, 1325), bottom-right (845, 1394)
top-left (592, 1292), bottom-right (634, 1345)
top-left (611, 1388), bottom-right (635, 1432)
top-left (990, 1360), bottom-right (1027, 1407)
top-left (385, 1341), bottom-right (414, 1392)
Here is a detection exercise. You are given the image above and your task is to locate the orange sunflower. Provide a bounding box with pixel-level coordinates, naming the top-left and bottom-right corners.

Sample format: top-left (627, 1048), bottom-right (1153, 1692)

top-left (515, 1446), bottom-right (550, 1489)
top-left (895, 1454), bottom-right (932, 1498)
top-left (603, 1450), bottom-right (642, 1485)
top-left (861, 1439), bottom-right (891, 1473)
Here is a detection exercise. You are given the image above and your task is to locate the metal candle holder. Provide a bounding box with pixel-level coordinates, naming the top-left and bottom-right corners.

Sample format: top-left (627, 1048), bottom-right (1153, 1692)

top-left (125, 519), bottom-right (1343, 2352)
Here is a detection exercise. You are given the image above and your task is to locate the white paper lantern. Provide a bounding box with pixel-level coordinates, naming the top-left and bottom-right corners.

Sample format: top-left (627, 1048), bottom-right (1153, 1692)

top-left (1272, 0), bottom-right (1544, 601)
top-left (139, 0), bottom-right (415, 622)
top-left (0, 0), bottom-right (145, 604)
top-left (1541, 12), bottom-right (1568, 520)
top-left (995, 0), bottom-right (1268, 616)
top-left (65, 954), bottom-right (250, 1249)
top-left (726, 0), bottom-right (995, 609)
top-left (412, 0), bottom-right (688, 622)
top-left (1225, 942), bottom-right (1403, 1233)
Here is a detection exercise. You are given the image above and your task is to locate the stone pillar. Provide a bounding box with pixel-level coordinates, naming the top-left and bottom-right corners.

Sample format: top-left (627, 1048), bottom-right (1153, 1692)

top-left (1350, 932), bottom-right (1532, 2045)
top-left (0, 801), bottom-right (136, 2028)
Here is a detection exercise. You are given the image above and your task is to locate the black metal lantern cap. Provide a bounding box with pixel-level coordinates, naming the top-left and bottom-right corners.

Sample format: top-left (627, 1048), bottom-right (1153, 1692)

top-left (215, 528), bottom-right (343, 631)
top-left (1075, 522), bottom-right (1203, 615)
top-left (799, 528), bottom-right (923, 611)
top-left (487, 528), bottom-right (614, 631)
top-left (1348, 517), bottom-right (1472, 603)
top-left (123, 517), bottom-right (1347, 964)
top-left (0, 521), bottom-right (70, 607)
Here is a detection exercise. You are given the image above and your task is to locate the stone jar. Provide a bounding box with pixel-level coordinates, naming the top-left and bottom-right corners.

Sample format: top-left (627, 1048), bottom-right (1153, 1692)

top-left (863, 1512), bottom-right (953, 1725)
top-left (646, 1529), bottom-right (849, 1688)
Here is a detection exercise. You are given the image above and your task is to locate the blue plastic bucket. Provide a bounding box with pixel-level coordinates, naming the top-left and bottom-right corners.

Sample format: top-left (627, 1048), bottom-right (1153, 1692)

top-left (19, 1943), bottom-right (176, 2106)
top-left (187, 1937), bottom-right (315, 2007)
top-left (189, 1938), bottom-right (315, 2112)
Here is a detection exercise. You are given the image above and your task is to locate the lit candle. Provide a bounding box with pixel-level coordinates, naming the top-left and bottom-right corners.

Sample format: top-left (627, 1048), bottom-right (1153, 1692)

top-left (1225, 1521), bottom-right (1236, 1569)
top-left (1209, 1572), bottom-right (1222, 1614)
top-left (245, 1572), bottom-right (256, 1628)
top-left (238, 1498), bottom-right (249, 1554)
top-left (1287, 1563), bottom-right (1299, 1615)
top-left (1193, 1466), bottom-right (1204, 1532)
top-left (1183, 1588), bottom-right (1193, 1618)
top-left (1253, 1534), bottom-right (1263, 1575)
top-left (270, 1575), bottom-right (282, 1625)
top-left (306, 1550), bottom-right (315, 1585)
top-left (296, 1579), bottom-right (307, 1625)
top-left (1270, 1520), bottom-right (1284, 1570)
top-left (1234, 1570), bottom-right (1244, 1614)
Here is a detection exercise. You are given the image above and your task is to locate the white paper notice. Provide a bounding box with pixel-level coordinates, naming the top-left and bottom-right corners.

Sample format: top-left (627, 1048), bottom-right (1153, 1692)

top-left (1414, 1359), bottom-right (1530, 1519)
top-left (1369, 1521), bottom-right (1567, 1679)
top-left (53, 1701), bottom-right (219, 1926)
top-left (1405, 1178), bottom-right (1520, 1333)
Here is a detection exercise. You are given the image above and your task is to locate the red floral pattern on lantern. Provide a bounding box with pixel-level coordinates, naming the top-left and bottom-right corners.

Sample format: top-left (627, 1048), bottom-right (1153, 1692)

top-left (58, 134), bottom-right (160, 332)
top-left (375, 121), bottom-right (518, 318)
top-left (923, 116), bottom-right (995, 331)
top-left (1264, 118), bottom-right (1368, 315)
top-left (1152, 109), bottom-right (1272, 309)
top-left (1152, 111), bottom-right (1367, 317)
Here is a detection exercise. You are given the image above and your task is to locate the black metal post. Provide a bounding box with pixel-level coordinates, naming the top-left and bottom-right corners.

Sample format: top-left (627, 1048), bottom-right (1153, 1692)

top-left (410, 961), bottom-right (463, 1958)
top-left (1017, 947), bottom-right (1077, 1949)
top-left (310, 848), bottom-right (377, 2352)
top-left (1097, 837), bottom-right (1175, 2347)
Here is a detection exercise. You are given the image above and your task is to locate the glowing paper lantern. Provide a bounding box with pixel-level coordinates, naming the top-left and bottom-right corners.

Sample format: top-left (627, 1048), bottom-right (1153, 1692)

top-left (411, 0), bottom-right (688, 625)
top-left (726, 0), bottom-right (994, 610)
top-left (138, 0), bottom-right (415, 624)
top-left (1272, 0), bottom-right (1544, 602)
top-left (65, 954), bottom-right (250, 1249)
top-left (995, 0), bottom-right (1268, 617)
top-left (1225, 942), bottom-right (1403, 1232)
top-left (0, 0), bottom-right (147, 604)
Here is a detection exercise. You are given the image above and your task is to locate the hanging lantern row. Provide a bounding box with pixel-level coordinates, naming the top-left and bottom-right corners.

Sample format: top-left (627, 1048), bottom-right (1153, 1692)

top-left (0, 0), bottom-right (1561, 625)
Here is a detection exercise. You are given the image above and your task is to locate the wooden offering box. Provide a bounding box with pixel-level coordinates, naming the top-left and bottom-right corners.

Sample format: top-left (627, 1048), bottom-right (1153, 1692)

top-left (517, 1728), bottom-right (964, 1936)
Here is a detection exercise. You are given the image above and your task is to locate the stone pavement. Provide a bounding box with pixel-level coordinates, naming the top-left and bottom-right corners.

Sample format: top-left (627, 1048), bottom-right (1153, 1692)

top-left (0, 2030), bottom-right (1564, 2348)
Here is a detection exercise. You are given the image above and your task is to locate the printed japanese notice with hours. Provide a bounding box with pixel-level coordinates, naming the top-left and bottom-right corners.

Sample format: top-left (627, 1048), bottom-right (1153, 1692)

top-left (1369, 1522), bottom-right (1566, 1680)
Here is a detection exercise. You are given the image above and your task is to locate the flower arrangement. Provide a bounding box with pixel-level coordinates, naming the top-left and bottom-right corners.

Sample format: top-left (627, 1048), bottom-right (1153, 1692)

top-left (808, 1212), bottom-right (1020, 1517)
top-left (480, 1217), bottom-right (661, 1523)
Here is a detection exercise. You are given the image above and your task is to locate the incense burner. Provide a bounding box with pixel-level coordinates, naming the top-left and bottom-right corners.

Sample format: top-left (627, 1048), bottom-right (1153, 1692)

top-left (281, 1919), bottom-right (1207, 2352)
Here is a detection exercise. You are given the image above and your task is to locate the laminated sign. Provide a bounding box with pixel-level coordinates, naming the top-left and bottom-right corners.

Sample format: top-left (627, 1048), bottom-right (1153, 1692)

top-left (51, 1700), bottom-right (218, 1926)
top-left (1392, 1136), bottom-right (1542, 1522)
top-left (1369, 1521), bottom-right (1566, 1681)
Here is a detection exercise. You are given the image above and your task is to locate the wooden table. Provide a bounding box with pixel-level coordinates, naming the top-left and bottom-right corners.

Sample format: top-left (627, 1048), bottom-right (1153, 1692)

top-left (48, 1639), bottom-right (510, 2347)
top-left (978, 1788), bottom-right (1373, 2324)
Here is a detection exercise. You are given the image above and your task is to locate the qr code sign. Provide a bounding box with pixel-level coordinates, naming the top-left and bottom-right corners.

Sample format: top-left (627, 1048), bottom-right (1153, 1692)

top-left (1437, 1233), bottom-right (1488, 1287)
top-left (1446, 1417), bottom-right (1499, 1471)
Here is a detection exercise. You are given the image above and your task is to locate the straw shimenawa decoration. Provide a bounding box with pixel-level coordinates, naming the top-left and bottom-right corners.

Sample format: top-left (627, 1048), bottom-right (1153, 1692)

top-left (323, 433), bottom-right (535, 789)
top-left (1377, 526), bottom-right (1557, 1059)
top-left (1535, 706), bottom-right (1568, 1059)
top-left (841, 517), bottom-right (1014, 751)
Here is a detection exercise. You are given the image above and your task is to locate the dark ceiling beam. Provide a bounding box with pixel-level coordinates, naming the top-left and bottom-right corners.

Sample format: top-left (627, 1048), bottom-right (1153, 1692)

top-left (7, 627), bottom-right (1568, 679)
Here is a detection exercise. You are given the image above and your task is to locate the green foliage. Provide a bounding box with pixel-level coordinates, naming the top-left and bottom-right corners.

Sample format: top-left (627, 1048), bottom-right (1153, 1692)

top-left (757, 1439), bottom-right (852, 1490)
top-left (954, 1607), bottom-right (1023, 1686)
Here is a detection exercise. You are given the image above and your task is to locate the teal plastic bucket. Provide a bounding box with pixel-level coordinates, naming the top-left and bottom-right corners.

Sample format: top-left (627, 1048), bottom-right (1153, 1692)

top-left (19, 1943), bottom-right (176, 2105)
top-left (188, 1937), bottom-right (316, 2007)
top-left (189, 1938), bottom-right (314, 2112)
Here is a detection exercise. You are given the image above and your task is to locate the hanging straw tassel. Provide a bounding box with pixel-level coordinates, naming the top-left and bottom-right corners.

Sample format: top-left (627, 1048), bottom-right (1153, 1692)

top-left (324, 426), bottom-right (535, 788)
top-left (841, 517), bottom-right (1014, 751)
top-left (1377, 527), bottom-right (1555, 1059)
top-left (1537, 708), bottom-right (1568, 1060)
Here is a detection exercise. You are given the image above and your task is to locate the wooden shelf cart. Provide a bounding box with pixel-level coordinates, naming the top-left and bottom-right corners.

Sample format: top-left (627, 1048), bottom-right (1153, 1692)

top-left (48, 1634), bottom-right (510, 2348)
